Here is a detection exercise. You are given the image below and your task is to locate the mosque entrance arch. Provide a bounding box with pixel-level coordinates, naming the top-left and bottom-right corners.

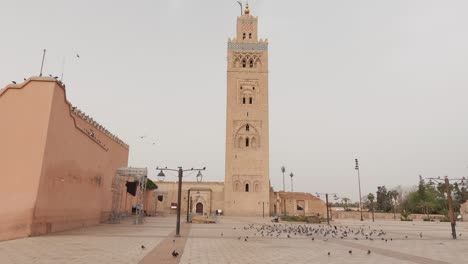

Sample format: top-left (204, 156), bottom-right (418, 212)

top-left (196, 202), bottom-right (204, 214)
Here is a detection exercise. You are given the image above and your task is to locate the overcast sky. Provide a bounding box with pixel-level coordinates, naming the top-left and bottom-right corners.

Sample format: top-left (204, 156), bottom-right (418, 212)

top-left (2, 0), bottom-right (468, 201)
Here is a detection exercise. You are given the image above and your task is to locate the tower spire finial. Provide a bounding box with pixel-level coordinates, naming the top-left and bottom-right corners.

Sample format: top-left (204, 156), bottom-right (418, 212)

top-left (244, 2), bottom-right (250, 15)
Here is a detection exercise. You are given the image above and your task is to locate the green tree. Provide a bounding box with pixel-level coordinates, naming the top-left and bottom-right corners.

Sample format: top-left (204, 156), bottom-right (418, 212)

top-left (367, 193), bottom-right (375, 210)
top-left (376, 186), bottom-right (393, 212)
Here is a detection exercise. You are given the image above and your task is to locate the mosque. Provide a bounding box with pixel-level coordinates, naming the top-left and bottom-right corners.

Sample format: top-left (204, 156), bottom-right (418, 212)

top-left (0, 4), bottom-right (325, 241)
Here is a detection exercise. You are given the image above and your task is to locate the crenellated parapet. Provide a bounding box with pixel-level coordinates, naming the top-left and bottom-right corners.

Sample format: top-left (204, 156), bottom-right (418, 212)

top-left (1, 76), bottom-right (129, 150)
top-left (70, 106), bottom-right (129, 150)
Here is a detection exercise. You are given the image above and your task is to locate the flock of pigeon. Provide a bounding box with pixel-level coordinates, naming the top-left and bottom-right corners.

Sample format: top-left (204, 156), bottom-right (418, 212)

top-left (226, 223), bottom-right (408, 257)
top-left (138, 223), bottom-right (464, 258)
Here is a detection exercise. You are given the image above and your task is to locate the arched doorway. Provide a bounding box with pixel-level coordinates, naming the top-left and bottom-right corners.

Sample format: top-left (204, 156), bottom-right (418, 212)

top-left (196, 202), bottom-right (203, 214)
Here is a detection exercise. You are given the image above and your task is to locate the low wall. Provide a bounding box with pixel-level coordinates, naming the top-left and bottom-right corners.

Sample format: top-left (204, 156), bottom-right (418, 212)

top-left (331, 211), bottom-right (446, 221)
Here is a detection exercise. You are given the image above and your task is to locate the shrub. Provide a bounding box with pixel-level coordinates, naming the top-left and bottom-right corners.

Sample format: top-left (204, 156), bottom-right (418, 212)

top-left (400, 211), bottom-right (412, 221)
top-left (280, 215), bottom-right (307, 222)
top-left (440, 217), bottom-right (450, 222)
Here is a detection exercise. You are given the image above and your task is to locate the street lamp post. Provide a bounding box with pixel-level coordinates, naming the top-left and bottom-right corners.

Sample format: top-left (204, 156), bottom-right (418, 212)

top-left (156, 166), bottom-right (206, 236)
top-left (354, 158), bottom-right (364, 221)
top-left (290, 172), bottom-right (294, 192)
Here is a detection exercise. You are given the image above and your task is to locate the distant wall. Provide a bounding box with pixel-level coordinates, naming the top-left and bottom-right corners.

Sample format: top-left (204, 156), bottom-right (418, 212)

top-left (274, 192), bottom-right (327, 217)
top-left (156, 181), bottom-right (225, 216)
top-left (331, 211), bottom-right (447, 221)
top-left (144, 190), bottom-right (157, 216)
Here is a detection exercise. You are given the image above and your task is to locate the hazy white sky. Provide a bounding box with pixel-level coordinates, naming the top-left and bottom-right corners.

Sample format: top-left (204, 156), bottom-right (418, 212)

top-left (2, 0), bottom-right (468, 201)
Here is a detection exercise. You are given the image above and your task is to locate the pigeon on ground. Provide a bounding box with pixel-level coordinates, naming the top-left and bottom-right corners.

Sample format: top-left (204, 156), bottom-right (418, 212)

top-left (141, 245), bottom-right (145, 249)
top-left (348, 250), bottom-right (352, 254)
top-left (367, 250), bottom-right (371, 255)
top-left (328, 252), bottom-right (331, 256)
top-left (172, 250), bottom-right (179, 257)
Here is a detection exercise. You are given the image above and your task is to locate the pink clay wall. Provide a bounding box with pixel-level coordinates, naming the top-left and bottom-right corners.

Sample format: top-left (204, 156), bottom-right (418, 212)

top-left (0, 78), bottom-right (129, 240)
top-left (32, 82), bottom-right (128, 235)
top-left (0, 81), bottom-right (55, 241)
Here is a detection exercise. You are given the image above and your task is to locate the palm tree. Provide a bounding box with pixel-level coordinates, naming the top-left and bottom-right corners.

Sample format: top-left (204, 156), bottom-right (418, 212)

top-left (389, 190), bottom-right (399, 220)
top-left (341, 197), bottom-right (350, 210)
top-left (290, 172), bottom-right (294, 192)
top-left (281, 166), bottom-right (286, 192)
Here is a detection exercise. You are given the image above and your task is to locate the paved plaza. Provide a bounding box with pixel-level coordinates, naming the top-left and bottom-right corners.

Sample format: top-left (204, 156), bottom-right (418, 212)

top-left (0, 216), bottom-right (467, 264)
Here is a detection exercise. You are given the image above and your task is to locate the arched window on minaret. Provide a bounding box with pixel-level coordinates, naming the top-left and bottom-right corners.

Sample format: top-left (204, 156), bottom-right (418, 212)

top-left (249, 33), bottom-right (252, 39)
top-left (242, 59), bottom-right (246, 68)
top-left (246, 124), bottom-right (249, 131)
top-left (249, 59), bottom-right (254, 68)
top-left (249, 97), bottom-right (253, 104)
top-left (245, 183), bottom-right (250, 192)
top-left (243, 33), bottom-right (246, 40)
top-left (245, 137), bottom-right (250, 147)
top-left (234, 182), bottom-right (240, 192)
top-left (242, 97), bottom-right (246, 104)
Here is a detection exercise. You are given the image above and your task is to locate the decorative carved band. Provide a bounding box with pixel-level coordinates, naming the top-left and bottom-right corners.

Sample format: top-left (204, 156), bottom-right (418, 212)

top-left (238, 18), bottom-right (258, 23)
top-left (228, 43), bottom-right (268, 51)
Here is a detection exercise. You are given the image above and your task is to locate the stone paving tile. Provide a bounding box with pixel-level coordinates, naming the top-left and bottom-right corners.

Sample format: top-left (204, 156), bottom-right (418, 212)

top-left (1, 216), bottom-right (468, 264)
top-left (0, 216), bottom-right (174, 264)
top-left (181, 217), bottom-right (468, 264)
top-left (139, 223), bottom-right (191, 264)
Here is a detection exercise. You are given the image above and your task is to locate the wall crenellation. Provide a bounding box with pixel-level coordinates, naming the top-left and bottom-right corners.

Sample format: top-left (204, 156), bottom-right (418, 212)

top-left (70, 105), bottom-right (129, 149)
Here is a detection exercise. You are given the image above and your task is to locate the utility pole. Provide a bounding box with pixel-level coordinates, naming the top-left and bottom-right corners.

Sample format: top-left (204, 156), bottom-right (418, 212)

top-left (325, 194), bottom-right (329, 225)
top-left (317, 192), bottom-right (338, 225)
top-left (355, 158), bottom-right (364, 221)
top-left (426, 176), bottom-right (466, 239)
top-left (39, 49), bottom-right (46, 77)
top-left (445, 177), bottom-right (456, 239)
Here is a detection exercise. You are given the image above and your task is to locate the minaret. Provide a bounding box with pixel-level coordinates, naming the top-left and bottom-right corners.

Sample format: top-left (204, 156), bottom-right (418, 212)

top-left (224, 4), bottom-right (270, 216)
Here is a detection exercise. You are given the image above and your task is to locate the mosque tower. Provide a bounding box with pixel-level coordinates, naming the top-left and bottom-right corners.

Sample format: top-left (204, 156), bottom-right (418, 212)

top-left (224, 4), bottom-right (270, 216)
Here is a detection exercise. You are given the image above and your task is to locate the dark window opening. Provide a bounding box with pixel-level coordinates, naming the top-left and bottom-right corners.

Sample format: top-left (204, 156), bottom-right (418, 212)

top-left (253, 87), bottom-right (255, 90)
top-left (242, 59), bottom-right (246, 68)
top-left (249, 97), bottom-right (253, 104)
top-left (158, 195), bottom-right (164, 202)
top-left (246, 124), bottom-right (250, 131)
top-left (242, 97), bottom-right (246, 104)
top-left (246, 137), bottom-right (249, 147)
top-left (240, 86), bottom-right (243, 90)
top-left (243, 33), bottom-right (246, 39)
top-left (249, 33), bottom-right (252, 39)
top-left (245, 183), bottom-right (250, 192)
top-left (249, 60), bottom-right (254, 68)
